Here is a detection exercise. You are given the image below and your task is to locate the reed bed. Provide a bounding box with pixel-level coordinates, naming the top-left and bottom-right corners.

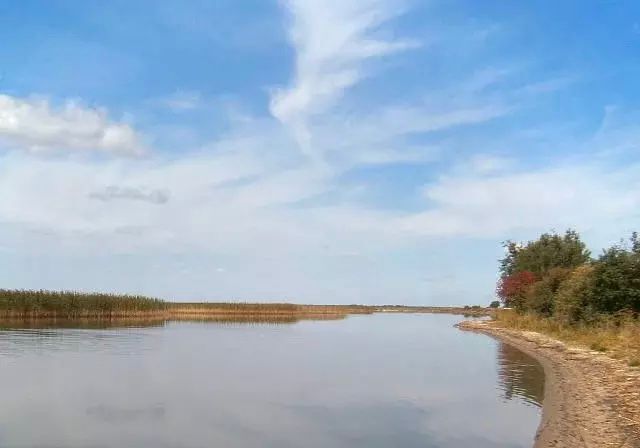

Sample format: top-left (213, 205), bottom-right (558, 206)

top-left (0, 289), bottom-right (477, 326)
top-left (0, 289), bottom-right (167, 319)
top-left (494, 309), bottom-right (640, 366)
top-left (168, 303), bottom-right (376, 316)
top-left (0, 289), bottom-right (376, 322)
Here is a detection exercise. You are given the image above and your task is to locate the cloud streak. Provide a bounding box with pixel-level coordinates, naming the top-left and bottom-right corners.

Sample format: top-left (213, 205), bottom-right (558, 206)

top-left (270, 0), bottom-right (417, 157)
top-left (89, 186), bottom-right (170, 204)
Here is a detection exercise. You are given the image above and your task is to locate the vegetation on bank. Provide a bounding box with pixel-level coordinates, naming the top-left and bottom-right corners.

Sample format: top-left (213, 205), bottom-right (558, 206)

top-left (169, 302), bottom-right (376, 315)
top-left (0, 290), bottom-right (493, 320)
top-left (0, 290), bottom-right (379, 320)
top-left (0, 289), bottom-right (166, 318)
top-left (495, 230), bottom-right (640, 364)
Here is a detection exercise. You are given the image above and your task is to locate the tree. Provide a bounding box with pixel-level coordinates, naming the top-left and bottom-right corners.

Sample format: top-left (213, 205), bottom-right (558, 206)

top-left (499, 241), bottom-right (520, 277)
top-left (499, 230), bottom-right (591, 278)
top-left (591, 234), bottom-right (640, 314)
top-left (631, 231), bottom-right (640, 254)
top-left (555, 264), bottom-right (596, 323)
top-left (523, 267), bottom-right (572, 316)
top-left (489, 300), bottom-right (501, 308)
top-left (497, 271), bottom-right (537, 310)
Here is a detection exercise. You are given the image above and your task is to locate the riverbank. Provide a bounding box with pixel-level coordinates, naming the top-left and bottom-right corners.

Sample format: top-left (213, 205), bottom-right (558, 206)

top-left (458, 319), bottom-right (640, 448)
top-left (0, 288), bottom-right (493, 320)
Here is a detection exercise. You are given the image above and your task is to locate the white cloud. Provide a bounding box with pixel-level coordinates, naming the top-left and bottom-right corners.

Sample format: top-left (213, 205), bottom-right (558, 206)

top-left (398, 164), bottom-right (640, 239)
top-left (465, 155), bottom-right (513, 175)
top-left (89, 186), bottom-right (170, 204)
top-left (2, 1), bottom-right (639, 305)
top-left (0, 122), bottom-right (638, 303)
top-left (155, 90), bottom-right (203, 111)
top-left (0, 94), bottom-right (145, 155)
top-left (270, 0), bottom-right (418, 156)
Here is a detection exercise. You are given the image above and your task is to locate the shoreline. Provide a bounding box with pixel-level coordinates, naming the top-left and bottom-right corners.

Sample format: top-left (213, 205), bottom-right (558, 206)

top-left (458, 320), bottom-right (640, 448)
top-left (0, 304), bottom-right (493, 320)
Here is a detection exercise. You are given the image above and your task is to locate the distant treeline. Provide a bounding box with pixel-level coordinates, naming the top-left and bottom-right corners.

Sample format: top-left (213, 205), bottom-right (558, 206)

top-left (497, 230), bottom-right (640, 323)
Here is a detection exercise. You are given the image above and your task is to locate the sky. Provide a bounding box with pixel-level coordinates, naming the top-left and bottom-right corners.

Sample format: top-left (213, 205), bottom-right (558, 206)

top-left (0, 0), bottom-right (639, 305)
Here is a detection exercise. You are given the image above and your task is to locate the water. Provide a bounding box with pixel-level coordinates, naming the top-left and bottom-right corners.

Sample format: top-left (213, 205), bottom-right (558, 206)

top-left (0, 313), bottom-right (543, 448)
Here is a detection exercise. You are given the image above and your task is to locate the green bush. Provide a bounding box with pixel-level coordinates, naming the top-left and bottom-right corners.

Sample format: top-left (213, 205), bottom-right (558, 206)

top-left (554, 264), bottom-right (596, 323)
top-left (591, 236), bottom-right (640, 314)
top-left (497, 230), bottom-right (639, 324)
top-left (523, 267), bottom-right (571, 316)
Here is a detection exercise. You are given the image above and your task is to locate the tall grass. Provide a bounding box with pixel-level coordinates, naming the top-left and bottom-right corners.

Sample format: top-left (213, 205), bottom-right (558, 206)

top-left (494, 309), bottom-right (640, 366)
top-left (0, 288), bottom-right (485, 324)
top-left (0, 289), bottom-right (377, 320)
top-left (0, 289), bottom-right (167, 318)
top-left (169, 302), bottom-right (376, 316)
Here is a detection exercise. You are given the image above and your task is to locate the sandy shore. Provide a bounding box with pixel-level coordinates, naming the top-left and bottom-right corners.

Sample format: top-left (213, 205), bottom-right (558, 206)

top-left (457, 320), bottom-right (640, 448)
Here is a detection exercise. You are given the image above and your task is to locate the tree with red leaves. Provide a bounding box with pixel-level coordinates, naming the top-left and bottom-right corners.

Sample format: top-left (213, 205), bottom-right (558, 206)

top-left (497, 271), bottom-right (537, 309)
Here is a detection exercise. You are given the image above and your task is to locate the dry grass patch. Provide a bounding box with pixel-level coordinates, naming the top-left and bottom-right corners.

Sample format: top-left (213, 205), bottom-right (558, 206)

top-left (494, 309), bottom-right (640, 364)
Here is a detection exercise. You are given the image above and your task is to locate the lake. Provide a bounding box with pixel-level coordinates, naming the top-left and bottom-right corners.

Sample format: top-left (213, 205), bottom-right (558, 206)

top-left (0, 313), bottom-right (543, 448)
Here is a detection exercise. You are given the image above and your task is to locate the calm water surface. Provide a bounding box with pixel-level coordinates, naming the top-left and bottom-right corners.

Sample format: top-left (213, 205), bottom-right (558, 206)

top-left (0, 314), bottom-right (543, 448)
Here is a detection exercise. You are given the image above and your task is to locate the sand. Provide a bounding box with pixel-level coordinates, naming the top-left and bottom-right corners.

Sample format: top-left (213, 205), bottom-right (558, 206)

top-left (457, 320), bottom-right (640, 448)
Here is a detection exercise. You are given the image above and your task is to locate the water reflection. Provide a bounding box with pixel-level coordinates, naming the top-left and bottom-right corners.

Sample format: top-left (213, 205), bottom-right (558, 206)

top-left (0, 313), bottom-right (345, 330)
top-left (0, 314), bottom-right (542, 448)
top-left (0, 318), bottom-right (168, 330)
top-left (86, 403), bottom-right (166, 423)
top-left (497, 341), bottom-right (545, 407)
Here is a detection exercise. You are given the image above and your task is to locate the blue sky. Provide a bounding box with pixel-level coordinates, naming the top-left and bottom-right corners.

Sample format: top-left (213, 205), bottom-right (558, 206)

top-left (0, 0), bottom-right (639, 304)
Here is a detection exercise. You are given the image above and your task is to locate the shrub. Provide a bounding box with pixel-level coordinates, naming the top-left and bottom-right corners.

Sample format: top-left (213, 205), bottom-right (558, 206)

top-left (497, 271), bottom-right (537, 310)
top-left (523, 267), bottom-right (572, 316)
top-left (591, 237), bottom-right (640, 314)
top-left (554, 264), bottom-right (596, 323)
top-left (489, 300), bottom-right (500, 308)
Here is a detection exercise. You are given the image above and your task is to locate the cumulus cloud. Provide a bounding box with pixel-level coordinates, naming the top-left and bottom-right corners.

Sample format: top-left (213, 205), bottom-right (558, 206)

top-left (270, 0), bottom-right (417, 156)
top-left (0, 94), bottom-right (145, 155)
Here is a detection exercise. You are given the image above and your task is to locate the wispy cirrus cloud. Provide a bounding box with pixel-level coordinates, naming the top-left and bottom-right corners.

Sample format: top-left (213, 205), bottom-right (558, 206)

top-left (154, 90), bottom-right (203, 112)
top-left (270, 0), bottom-right (418, 157)
top-left (0, 94), bottom-right (145, 155)
top-left (397, 163), bottom-right (640, 240)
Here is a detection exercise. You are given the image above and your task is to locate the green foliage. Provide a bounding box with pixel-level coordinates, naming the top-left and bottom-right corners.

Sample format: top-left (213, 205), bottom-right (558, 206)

top-left (500, 230), bottom-right (591, 277)
top-left (554, 264), bottom-right (596, 323)
top-left (523, 267), bottom-right (571, 316)
top-left (591, 236), bottom-right (640, 314)
top-left (489, 300), bottom-right (501, 308)
top-left (497, 230), bottom-right (639, 324)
